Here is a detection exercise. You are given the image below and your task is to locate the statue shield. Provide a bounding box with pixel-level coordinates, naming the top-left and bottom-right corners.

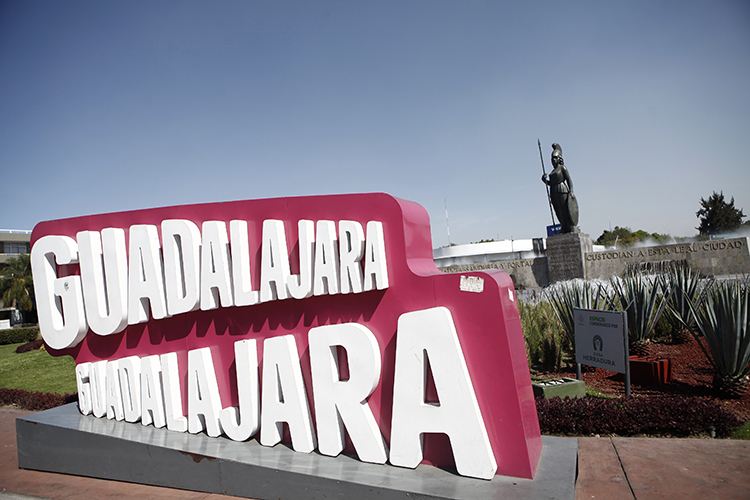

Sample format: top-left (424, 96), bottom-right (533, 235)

top-left (566, 192), bottom-right (579, 227)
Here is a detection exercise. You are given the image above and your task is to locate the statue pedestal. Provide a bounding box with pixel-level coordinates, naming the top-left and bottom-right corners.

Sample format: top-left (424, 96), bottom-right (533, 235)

top-left (546, 232), bottom-right (592, 283)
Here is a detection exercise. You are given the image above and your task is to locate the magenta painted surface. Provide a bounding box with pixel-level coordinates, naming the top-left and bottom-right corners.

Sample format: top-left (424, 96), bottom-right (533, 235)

top-left (31, 192), bottom-right (542, 478)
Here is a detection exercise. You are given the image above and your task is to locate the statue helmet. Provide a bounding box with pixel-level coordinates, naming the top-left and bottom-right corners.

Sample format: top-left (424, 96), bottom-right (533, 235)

top-left (551, 143), bottom-right (563, 162)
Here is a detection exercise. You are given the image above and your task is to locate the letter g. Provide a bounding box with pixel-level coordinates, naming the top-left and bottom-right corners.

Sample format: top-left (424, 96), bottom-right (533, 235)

top-left (31, 235), bottom-right (89, 349)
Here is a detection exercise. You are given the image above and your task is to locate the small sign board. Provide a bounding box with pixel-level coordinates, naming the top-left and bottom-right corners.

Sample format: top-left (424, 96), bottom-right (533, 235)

top-left (574, 308), bottom-right (628, 374)
top-left (546, 224), bottom-right (562, 237)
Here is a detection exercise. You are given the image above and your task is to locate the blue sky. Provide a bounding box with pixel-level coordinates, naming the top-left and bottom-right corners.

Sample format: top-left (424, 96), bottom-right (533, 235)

top-left (2, 1), bottom-right (748, 247)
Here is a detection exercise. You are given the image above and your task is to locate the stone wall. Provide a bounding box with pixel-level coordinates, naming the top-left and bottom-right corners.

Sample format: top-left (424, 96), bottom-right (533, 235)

top-left (437, 236), bottom-right (749, 289)
top-left (584, 237), bottom-right (750, 280)
top-left (440, 256), bottom-right (549, 289)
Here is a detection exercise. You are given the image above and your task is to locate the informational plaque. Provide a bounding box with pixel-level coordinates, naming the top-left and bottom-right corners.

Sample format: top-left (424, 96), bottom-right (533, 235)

top-left (574, 308), bottom-right (628, 374)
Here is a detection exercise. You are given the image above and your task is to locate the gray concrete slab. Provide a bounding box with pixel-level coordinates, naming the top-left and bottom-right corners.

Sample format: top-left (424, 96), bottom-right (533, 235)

top-left (16, 404), bottom-right (577, 500)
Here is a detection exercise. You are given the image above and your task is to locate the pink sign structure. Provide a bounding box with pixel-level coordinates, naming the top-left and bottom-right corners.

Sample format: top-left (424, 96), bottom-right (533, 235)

top-left (31, 193), bottom-right (541, 480)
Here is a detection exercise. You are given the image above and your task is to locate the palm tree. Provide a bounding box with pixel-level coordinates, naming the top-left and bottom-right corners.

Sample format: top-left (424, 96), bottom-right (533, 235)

top-left (0, 254), bottom-right (34, 320)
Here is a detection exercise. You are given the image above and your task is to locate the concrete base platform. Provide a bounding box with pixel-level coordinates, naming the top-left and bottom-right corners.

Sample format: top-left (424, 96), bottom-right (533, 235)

top-left (16, 404), bottom-right (577, 500)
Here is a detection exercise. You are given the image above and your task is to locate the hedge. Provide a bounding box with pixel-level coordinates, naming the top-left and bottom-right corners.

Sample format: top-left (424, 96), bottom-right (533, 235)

top-left (0, 388), bottom-right (77, 411)
top-left (536, 395), bottom-right (741, 437)
top-left (0, 327), bottom-right (39, 346)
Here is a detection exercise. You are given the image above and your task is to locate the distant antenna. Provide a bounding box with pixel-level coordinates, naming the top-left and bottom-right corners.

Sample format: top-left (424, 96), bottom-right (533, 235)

top-left (444, 198), bottom-right (452, 246)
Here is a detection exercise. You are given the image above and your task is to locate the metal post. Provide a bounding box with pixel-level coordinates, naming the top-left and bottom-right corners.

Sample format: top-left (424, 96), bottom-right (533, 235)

top-left (623, 314), bottom-right (631, 397)
top-left (444, 198), bottom-right (451, 246)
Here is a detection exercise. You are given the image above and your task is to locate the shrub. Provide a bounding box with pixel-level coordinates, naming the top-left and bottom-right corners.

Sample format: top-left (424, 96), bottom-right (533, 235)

top-left (0, 388), bottom-right (78, 411)
top-left (519, 299), bottom-right (569, 371)
top-left (650, 312), bottom-right (673, 343)
top-left (0, 327), bottom-right (40, 345)
top-left (731, 421), bottom-right (750, 440)
top-left (536, 395), bottom-right (741, 437)
top-left (15, 339), bottom-right (45, 353)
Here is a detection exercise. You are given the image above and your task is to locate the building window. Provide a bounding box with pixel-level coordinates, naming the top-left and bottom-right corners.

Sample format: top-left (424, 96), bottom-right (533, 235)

top-left (3, 242), bottom-right (29, 254)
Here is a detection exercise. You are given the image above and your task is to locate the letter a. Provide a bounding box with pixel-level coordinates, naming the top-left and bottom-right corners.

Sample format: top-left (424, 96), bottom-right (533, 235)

top-left (260, 335), bottom-right (316, 453)
top-left (187, 347), bottom-right (223, 437)
top-left (390, 307), bottom-right (497, 480)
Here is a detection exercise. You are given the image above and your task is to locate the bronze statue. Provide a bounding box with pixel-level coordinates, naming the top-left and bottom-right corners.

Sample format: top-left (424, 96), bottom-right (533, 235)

top-left (541, 143), bottom-right (579, 233)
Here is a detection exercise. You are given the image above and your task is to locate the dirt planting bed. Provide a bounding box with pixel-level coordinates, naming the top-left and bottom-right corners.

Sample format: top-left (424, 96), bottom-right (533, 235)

top-left (539, 336), bottom-right (750, 422)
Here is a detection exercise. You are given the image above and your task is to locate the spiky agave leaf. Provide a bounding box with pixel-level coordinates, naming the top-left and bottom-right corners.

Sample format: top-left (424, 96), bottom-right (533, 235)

top-left (662, 266), bottom-right (707, 332)
top-left (544, 279), bottom-right (612, 353)
top-left (692, 280), bottom-right (750, 393)
top-left (610, 272), bottom-right (671, 347)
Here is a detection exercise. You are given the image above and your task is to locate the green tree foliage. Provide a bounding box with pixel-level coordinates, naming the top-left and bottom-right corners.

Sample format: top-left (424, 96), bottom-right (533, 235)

top-left (596, 226), bottom-right (672, 247)
top-left (0, 254), bottom-right (34, 312)
top-left (696, 191), bottom-right (746, 236)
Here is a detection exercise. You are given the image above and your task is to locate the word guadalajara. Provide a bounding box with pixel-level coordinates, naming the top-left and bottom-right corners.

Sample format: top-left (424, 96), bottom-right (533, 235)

top-left (31, 216), bottom-right (500, 479)
top-left (73, 307), bottom-right (497, 480)
top-left (31, 219), bottom-right (389, 350)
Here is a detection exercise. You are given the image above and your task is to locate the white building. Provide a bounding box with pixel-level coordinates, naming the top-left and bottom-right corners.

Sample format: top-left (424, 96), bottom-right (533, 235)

top-left (0, 229), bottom-right (31, 266)
top-left (433, 239), bottom-right (545, 269)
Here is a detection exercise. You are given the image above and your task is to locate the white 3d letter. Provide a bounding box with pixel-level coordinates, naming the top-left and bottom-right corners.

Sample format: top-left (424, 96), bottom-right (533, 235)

top-left (188, 347), bottom-right (223, 437)
top-left (201, 221), bottom-right (234, 310)
top-left (161, 352), bottom-right (188, 432)
top-left (141, 355), bottom-right (166, 428)
top-left (77, 228), bottom-right (128, 336)
top-left (90, 360), bottom-right (108, 418)
top-left (106, 359), bottom-right (125, 421)
top-left (118, 356), bottom-right (141, 423)
top-left (338, 221), bottom-right (365, 295)
top-left (128, 225), bottom-right (169, 324)
top-left (260, 335), bottom-right (316, 453)
top-left (309, 323), bottom-right (387, 464)
top-left (313, 220), bottom-right (339, 296)
top-left (287, 220), bottom-right (315, 299)
top-left (363, 221), bottom-right (388, 291)
top-left (30, 235), bottom-right (88, 349)
top-left (76, 363), bottom-right (92, 415)
top-left (219, 339), bottom-right (260, 441)
top-left (162, 219), bottom-right (202, 316)
top-left (230, 220), bottom-right (259, 307)
top-left (390, 307), bottom-right (497, 480)
top-left (260, 219), bottom-right (291, 302)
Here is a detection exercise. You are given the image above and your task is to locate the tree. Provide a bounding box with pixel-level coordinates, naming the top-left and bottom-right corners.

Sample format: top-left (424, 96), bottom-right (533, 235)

top-left (696, 191), bottom-right (746, 236)
top-left (596, 226), bottom-right (672, 247)
top-left (596, 226), bottom-right (632, 247)
top-left (0, 254), bottom-right (34, 315)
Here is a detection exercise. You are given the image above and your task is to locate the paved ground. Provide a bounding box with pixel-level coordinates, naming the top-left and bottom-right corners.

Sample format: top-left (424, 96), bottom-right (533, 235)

top-left (1, 408), bottom-right (749, 500)
top-left (576, 436), bottom-right (750, 500)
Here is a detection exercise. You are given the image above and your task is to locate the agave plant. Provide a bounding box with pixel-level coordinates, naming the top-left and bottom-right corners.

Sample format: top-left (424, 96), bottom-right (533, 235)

top-left (691, 280), bottom-right (750, 395)
top-left (544, 279), bottom-right (612, 353)
top-left (661, 265), bottom-right (711, 343)
top-left (610, 272), bottom-right (670, 356)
